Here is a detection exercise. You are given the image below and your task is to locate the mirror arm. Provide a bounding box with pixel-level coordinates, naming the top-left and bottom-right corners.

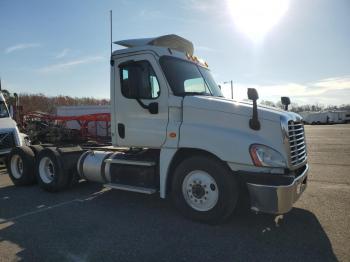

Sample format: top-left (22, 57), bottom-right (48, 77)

top-left (249, 99), bottom-right (261, 131)
top-left (135, 98), bottom-right (149, 109)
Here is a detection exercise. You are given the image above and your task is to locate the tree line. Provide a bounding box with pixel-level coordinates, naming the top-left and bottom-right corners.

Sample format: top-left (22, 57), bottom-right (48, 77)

top-left (1, 91), bottom-right (109, 114)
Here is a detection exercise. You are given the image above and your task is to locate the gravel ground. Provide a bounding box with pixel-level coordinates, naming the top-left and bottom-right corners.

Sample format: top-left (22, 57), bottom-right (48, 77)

top-left (0, 124), bottom-right (349, 262)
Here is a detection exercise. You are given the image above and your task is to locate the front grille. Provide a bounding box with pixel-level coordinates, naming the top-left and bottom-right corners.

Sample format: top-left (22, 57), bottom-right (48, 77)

top-left (0, 132), bottom-right (16, 150)
top-left (288, 121), bottom-right (307, 166)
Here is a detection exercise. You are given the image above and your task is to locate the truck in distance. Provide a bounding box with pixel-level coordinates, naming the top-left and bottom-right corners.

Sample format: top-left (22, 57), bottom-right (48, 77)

top-left (6, 34), bottom-right (308, 224)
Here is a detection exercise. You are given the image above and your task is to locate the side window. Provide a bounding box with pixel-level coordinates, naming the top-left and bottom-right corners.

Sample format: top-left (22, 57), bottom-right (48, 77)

top-left (184, 78), bottom-right (208, 93)
top-left (120, 60), bottom-right (160, 99)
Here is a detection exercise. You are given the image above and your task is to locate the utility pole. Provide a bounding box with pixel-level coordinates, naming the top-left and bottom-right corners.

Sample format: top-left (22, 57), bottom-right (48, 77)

top-left (223, 80), bottom-right (233, 99)
top-left (110, 10), bottom-right (113, 57)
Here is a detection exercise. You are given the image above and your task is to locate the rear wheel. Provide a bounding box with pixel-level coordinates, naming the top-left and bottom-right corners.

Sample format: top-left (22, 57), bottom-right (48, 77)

top-left (7, 146), bottom-right (36, 186)
top-left (36, 148), bottom-right (70, 192)
top-left (171, 155), bottom-right (238, 224)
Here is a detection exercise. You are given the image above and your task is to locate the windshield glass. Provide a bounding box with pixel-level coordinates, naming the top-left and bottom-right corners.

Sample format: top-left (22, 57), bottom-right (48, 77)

top-left (0, 101), bottom-right (10, 118)
top-left (160, 56), bottom-right (223, 97)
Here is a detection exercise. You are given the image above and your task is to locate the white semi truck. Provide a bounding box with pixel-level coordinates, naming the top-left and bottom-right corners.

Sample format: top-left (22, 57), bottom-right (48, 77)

top-left (6, 35), bottom-right (308, 223)
top-left (0, 92), bottom-right (29, 166)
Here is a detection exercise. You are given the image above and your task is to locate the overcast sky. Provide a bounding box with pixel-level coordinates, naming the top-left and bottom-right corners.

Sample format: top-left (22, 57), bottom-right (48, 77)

top-left (0, 0), bottom-right (349, 105)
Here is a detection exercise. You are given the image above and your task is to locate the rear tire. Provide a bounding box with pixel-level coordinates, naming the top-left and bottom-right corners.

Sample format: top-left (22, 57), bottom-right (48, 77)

top-left (7, 146), bottom-right (36, 186)
top-left (171, 155), bottom-right (238, 224)
top-left (36, 148), bottom-right (70, 192)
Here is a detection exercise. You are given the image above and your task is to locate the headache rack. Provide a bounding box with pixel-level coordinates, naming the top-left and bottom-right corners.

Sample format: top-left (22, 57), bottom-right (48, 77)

top-left (288, 121), bottom-right (307, 166)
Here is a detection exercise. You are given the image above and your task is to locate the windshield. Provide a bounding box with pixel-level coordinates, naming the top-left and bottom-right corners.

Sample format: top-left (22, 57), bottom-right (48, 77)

top-left (160, 56), bottom-right (223, 97)
top-left (0, 101), bottom-right (10, 118)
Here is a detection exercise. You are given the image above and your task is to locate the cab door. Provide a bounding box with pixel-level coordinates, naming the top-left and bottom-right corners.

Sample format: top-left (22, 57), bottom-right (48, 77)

top-left (113, 53), bottom-right (169, 148)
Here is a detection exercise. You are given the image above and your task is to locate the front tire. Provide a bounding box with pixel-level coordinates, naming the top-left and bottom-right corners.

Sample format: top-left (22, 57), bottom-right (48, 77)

top-left (171, 155), bottom-right (238, 224)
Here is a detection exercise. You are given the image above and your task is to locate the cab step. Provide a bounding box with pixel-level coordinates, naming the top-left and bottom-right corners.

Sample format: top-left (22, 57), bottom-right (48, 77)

top-left (104, 158), bottom-right (156, 167)
top-left (104, 183), bottom-right (157, 194)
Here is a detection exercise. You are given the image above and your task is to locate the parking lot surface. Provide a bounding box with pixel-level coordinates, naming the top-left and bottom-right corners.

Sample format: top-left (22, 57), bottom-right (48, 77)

top-left (1, 125), bottom-right (349, 261)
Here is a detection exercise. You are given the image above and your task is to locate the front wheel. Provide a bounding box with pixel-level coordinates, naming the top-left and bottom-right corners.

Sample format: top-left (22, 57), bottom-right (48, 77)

top-left (171, 155), bottom-right (239, 224)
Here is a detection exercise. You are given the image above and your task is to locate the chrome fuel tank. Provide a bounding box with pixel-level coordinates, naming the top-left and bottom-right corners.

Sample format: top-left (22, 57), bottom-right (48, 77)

top-left (77, 150), bottom-right (123, 183)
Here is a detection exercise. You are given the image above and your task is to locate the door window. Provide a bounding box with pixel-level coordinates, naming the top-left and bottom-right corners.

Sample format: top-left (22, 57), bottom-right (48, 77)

top-left (120, 61), bottom-right (160, 99)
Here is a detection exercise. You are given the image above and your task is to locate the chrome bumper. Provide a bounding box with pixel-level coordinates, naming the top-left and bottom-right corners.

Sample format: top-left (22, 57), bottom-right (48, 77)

top-left (246, 164), bottom-right (308, 214)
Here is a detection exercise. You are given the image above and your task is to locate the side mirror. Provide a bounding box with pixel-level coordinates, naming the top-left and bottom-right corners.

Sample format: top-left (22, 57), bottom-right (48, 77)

top-left (281, 96), bottom-right (291, 111)
top-left (247, 88), bottom-right (259, 101)
top-left (148, 102), bottom-right (158, 114)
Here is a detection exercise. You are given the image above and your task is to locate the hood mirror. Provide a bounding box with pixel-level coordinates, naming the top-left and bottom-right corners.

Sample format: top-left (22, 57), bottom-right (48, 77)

top-left (247, 88), bottom-right (260, 131)
top-left (281, 96), bottom-right (290, 111)
top-left (248, 88), bottom-right (259, 101)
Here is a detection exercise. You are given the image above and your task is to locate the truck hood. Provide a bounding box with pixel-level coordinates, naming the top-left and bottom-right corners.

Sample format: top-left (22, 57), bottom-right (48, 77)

top-left (0, 117), bottom-right (18, 130)
top-left (183, 96), bottom-right (300, 122)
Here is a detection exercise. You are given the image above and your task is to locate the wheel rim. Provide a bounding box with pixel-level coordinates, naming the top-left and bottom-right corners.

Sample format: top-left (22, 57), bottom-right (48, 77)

top-left (182, 170), bottom-right (219, 212)
top-left (10, 155), bottom-right (24, 179)
top-left (39, 157), bottom-right (55, 184)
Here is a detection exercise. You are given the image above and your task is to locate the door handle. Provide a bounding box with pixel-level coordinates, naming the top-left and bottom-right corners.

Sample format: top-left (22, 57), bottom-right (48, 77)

top-left (118, 123), bottom-right (125, 138)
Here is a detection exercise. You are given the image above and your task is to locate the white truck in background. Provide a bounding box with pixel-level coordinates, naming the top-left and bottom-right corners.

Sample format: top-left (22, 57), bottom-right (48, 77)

top-left (302, 112), bottom-right (328, 125)
top-left (302, 111), bottom-right (350, 125)
top-left (0, 92), bottom-right (29, 166)
top-left (6, 35), bottom-right (309, 224)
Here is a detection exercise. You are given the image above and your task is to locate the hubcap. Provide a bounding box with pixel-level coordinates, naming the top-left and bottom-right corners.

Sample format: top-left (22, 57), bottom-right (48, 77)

top-left (10, 155), bottom-right (24, 179)
top-left (182, 170), bottom-right (219, 212)
top-left (39, 157), bottom-right (55, 184)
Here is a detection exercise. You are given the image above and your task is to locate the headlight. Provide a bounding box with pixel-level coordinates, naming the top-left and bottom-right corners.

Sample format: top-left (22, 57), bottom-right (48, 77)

top-left (249, 144), bottom-right (286, 167)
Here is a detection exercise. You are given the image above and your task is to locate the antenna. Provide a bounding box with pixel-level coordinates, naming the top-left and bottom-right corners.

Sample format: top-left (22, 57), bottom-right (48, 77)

top-left (110, 10), bottom-right (113, 57)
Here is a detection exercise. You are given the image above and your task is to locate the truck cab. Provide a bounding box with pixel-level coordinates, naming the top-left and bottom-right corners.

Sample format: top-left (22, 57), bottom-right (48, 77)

top-left (0, 92), bottom-right (27, 165)
top-left (6, 35), bottom-right (308, 224)
top-left (108, 34), bottom-right (308, 218)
